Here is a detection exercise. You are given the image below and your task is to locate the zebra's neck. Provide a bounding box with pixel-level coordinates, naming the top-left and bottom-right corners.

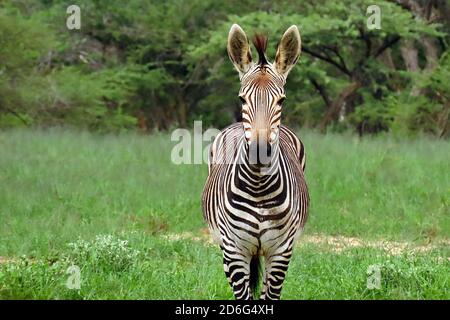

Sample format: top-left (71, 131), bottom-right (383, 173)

top-left (238, 138), bottom-right (281, 179)
top-left (231, 138), bottom-right (285, 208)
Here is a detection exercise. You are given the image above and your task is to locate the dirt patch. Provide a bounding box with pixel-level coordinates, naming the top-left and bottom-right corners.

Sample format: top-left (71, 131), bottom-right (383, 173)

top-left (123, 214), bottom-right (169, 235)
top-left (163, 231), bottom-right (214, 245)
top-left (300, 234), bottom-right (449, 255)
top-left (162, 230), bottom-right (450, 257)
top-left (0, 256), bottom-right (10, 264)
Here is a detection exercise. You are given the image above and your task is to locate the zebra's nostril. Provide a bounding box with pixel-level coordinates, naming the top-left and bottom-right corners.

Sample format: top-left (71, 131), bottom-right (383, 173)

top-left (266, 143), bottom-right (272, 158)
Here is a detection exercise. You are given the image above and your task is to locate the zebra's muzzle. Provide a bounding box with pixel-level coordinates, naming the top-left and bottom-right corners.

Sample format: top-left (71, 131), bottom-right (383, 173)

top-left (248, 139), bottom-right (272, 168)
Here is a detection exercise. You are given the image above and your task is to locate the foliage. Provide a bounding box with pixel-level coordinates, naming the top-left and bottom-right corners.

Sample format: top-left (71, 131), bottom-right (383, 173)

top-left (66, 234), bottom-right (140, 272)
top-left (0, 0), bottom-right (448, 136)
top-left (1, 236), bottom-right (448, 299)
top-left (0, 6), bottom-right (55, 127)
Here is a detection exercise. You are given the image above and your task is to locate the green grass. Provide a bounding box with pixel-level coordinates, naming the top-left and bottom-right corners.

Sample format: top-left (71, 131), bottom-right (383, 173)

top-left (0, 128), bottom-right (449, 299)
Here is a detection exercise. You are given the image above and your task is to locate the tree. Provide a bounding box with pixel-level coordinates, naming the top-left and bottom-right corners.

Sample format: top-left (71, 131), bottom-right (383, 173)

top-left (190, 0), bottom-right (443, 133)
top-left (0, 6), bottom-right (55, 126)
top-left (0, 0), bottom-right (448, 136)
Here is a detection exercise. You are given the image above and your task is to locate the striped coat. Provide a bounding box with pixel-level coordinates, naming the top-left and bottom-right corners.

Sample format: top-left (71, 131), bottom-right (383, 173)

top-left (201, 24), bottom-right (309, 300)
top-left (202, 123), bottom-right (309, 299)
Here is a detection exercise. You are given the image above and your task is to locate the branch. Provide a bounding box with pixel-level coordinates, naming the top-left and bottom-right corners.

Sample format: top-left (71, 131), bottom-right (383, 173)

top-left (358, 26), bottom-right (372, 59)
top-left (302, 45), bottom-right (353, 77)
top-left (309, 77), bottom-right (331, 107)
top-left (0, 106), bottom-right (29, 125)
top-left (182, 59), bottom-right (207, 91)
top-left (319, 81), bottom-right (362, 132)
top-left (320, 45), bottom-right (350, 75)
top-left (373, 35), bottom-right (401, 58)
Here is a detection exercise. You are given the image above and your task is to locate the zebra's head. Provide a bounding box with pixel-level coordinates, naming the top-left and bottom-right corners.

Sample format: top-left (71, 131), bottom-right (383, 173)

top-left (227, 24), bottom-right (301, 166)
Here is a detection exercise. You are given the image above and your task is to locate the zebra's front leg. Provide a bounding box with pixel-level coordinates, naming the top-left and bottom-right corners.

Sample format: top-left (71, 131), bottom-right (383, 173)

top-left (260, 250), bottom-right (292, 300)
top-left (222, 248), bottom-right (253, 300)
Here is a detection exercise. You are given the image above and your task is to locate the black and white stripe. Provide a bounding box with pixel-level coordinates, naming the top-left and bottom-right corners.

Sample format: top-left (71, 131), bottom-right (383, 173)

top-left (202, 24), bottom-right (308, 300)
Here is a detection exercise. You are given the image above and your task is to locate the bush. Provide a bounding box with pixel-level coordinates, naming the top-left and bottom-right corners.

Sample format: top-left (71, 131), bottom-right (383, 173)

top-left (350, 95), bottom-right (395, 135)
top-left (66, 234), bottom-right (141, 272)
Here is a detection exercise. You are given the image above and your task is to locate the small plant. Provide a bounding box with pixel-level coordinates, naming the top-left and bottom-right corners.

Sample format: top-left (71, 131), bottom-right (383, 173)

top-left (66, 234), bottom-right (140, 272)
top-left (0, 256), bottom-right (66, 299)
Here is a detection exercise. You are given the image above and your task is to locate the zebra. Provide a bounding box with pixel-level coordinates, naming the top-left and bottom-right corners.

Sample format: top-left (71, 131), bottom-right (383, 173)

top-left (202, 24), bottom-right (309, 300)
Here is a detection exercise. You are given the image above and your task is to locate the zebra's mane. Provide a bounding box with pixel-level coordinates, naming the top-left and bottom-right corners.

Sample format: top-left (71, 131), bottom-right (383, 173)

top-left (252, 34), bottom-right (268, 65)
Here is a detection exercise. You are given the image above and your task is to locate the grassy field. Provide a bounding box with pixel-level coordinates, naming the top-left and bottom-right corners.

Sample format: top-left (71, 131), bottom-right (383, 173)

top-left (0, 128), bottom-right (448, 299)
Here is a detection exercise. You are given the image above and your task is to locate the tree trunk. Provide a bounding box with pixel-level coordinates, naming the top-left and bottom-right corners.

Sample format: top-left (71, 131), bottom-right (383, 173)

top-left (136, 110), bottom-right (148, 132)
top-left (400, 39), bottom-right (421, 96)
top-left (438, 102), bottom-right (450, 139)
top-left (400, 39), bottom-right (420, 72)
top-left (379, 48), bottom-right (396, 70)
top-left (319, 81), bottom-right (362, 133)
top-left (397, 0), bottom-right (442, 72)
top-left (177, 93), bottom-right (187, 128)
top-left (423, 37), bottom-right (439, 71)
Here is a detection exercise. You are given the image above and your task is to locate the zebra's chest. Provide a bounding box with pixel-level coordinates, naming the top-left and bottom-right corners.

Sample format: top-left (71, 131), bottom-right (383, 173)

top-left (226, 166), bottom-right (296, 224)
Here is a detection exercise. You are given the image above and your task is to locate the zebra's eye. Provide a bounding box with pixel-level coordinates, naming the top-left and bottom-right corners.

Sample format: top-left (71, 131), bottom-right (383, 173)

top-left (278, 97), bottom-right (286, 106)
top-left (239, 96), bottom-right (246, 104)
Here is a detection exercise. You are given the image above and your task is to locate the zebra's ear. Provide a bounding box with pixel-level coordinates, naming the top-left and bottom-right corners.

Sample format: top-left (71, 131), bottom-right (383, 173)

top-left (275, 25), bottom-right (301, 77)
top-left (227, 24), bottom-right (253, 76)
